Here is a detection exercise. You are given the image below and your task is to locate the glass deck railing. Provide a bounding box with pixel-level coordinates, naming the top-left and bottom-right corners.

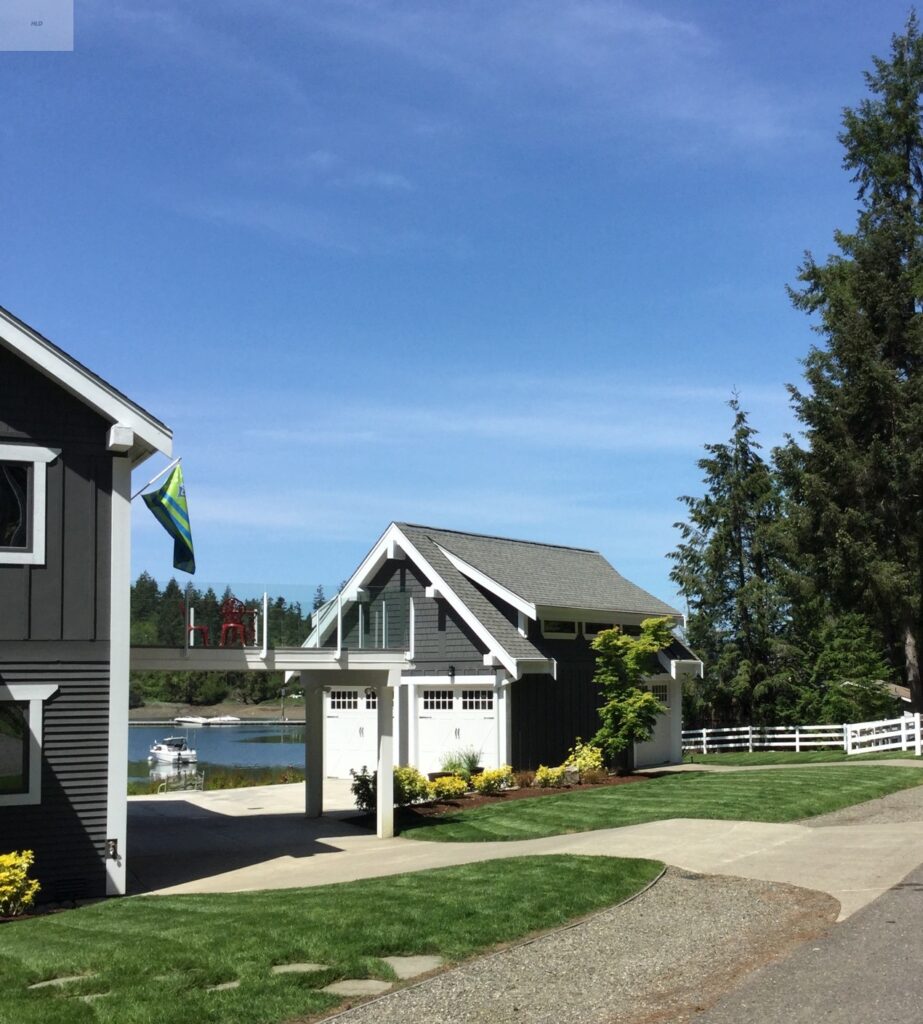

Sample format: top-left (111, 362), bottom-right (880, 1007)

top-left (130, 578), bottom-right (410, 652)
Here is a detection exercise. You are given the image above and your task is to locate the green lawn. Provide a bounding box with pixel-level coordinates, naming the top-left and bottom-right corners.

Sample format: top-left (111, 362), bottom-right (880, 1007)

top-left (1, 855), bottom-right (661, 1024)
top-left (401, 766), bottom-right (923, 842)
top-left (686, 750), bottom-right (923, 766)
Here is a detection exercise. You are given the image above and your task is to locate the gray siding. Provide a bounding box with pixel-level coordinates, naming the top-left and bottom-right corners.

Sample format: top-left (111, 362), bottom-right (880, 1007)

top-left (510, 660), bottom-right (599, 770)
top-left (334, 559), bottom-right (488, 672)
top-left (0, 346), bottom-right (112, 642)
top-left (0, 653), bottom-right (110, 901)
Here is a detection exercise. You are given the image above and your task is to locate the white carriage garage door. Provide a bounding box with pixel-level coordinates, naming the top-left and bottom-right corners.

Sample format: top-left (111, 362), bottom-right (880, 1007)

top-left (416, 684), bottom-right (498, 775)
top-left (324, 688), bottom-right (378, 778)
top-left (634, 680), bottom-right (673, 768)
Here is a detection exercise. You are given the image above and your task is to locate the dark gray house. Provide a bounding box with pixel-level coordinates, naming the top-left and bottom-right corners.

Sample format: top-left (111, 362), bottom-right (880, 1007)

top-left (308, 522), bottom-right (701, 777)
top-left (0, 306), bottom-right (171, 901)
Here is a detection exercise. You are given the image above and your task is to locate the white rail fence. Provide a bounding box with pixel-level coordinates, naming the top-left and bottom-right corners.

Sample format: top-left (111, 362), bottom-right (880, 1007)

top-left (683, 714), bottom-right (922, 756)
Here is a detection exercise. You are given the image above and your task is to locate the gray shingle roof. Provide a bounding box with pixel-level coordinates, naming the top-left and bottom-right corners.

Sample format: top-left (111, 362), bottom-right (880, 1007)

top-left (397, 523), bottom-right (545, 662)
top-left (396, 523), bottom-right (680, 619)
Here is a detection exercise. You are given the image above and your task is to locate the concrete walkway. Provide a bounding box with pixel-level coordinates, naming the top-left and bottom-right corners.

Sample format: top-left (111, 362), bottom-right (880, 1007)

top-left (127, 767), bottom-right (923, 920)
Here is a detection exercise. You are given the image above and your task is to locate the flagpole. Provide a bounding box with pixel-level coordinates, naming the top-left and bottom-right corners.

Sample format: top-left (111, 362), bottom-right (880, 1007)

top-left (131, 457), bottom-right (182, 501)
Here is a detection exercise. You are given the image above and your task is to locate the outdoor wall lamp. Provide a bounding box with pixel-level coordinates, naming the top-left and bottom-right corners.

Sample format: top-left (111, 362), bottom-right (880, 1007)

top-left (106, 838), bottom-right (119, 860)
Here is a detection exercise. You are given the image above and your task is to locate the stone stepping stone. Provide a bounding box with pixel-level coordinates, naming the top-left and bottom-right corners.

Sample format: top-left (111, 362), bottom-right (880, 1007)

top-left (382, 955), bottom-right (444, 980)
top-left (322, 979), bottom-right (393, 997)
top-left (271, 962), bottom-right (329, 975)
top-left (206, 980), bottom-right (240, 992)
top-left (29, 974), bottom-right (96, 990)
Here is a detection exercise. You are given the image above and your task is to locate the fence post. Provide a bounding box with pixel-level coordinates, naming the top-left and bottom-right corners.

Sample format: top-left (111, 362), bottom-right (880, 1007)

top-left (916, 713), bottom-right (922, 758)
top-left (748, 724), bottom-right (753, 753)
top-left (842, 723), bottom-right (848, 752)
top-left (901, 716), bottom-right (908, 752)
top-left (702, 727), bottom-right (708, 755)
top-left (795, 726), bottom-right (801, 753)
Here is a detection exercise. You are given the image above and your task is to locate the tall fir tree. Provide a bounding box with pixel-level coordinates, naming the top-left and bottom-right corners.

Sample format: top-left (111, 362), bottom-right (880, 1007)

top-left (670, 399), bottom-right (796, 725)
top-left (783, 16), bottom-right (923, 710)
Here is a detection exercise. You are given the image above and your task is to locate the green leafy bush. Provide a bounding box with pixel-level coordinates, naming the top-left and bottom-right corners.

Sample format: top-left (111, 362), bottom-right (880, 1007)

top-left (349, 765), bottom-right (376, 813)
top-left (0, 850), bottom-right (40, 916)
top-left (534, 764), bottom-right (567, 788)
top-left (472, 765), bottom-right (514, 795)
top-left (428, 774), bottom-right (469, 800)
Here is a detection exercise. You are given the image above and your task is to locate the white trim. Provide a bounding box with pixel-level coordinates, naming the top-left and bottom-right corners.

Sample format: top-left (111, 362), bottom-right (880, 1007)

top-left (436, 545), bottom-right (537, 621)
top-left (0, 308), bottom-right (173, 458)
top-left (0, 443), bottom-right (59, 566)
top-left (657, 651), bottom-right (704, 679)
top-left (105, 457), bottom-right (131, 895)
top-left (302, 524), bottom-right (519, 676)
top-left (0, 683), bottom-right (58, 806)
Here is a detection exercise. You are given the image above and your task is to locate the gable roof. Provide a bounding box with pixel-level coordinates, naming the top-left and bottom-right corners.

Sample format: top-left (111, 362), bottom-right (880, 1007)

top-left (396, 523), bottom-right (681, 619)
top-left (0, 304), bottom-right (172, 463)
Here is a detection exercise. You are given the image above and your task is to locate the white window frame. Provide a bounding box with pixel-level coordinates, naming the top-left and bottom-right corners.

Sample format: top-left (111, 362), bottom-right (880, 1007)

top-left (0, 444), bottom-right (59, 566)
top-left (582, 621), bottom-right (615, 637)
top-left (461, 689), bottom-right (494, 711)
top-left (329, 689), bottom-right (359, 711)
top-left (0, 683), bottom-right (57, 806)
top-left (541, 618), bottom-right (579, 639)
top-left (422, 689), bottom-right (454, 711)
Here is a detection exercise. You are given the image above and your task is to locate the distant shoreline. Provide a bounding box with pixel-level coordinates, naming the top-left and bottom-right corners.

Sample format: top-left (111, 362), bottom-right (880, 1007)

top-left (129, 700), bottom-right (306, 723)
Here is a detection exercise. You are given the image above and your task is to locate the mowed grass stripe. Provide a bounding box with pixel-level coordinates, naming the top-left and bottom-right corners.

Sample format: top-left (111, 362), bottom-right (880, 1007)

top-left (1, 855), bottom-right (661, 1024)
top-left (402, 766), bottom-right (923, 842)
top-left (690, 750), bottom-right (923, 766)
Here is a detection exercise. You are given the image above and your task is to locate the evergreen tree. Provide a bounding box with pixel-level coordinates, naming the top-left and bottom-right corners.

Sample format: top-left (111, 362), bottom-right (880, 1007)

top-left (670, 399), bottom-right (797, 724)
top-left (784, 16), bottom-right (923, 709)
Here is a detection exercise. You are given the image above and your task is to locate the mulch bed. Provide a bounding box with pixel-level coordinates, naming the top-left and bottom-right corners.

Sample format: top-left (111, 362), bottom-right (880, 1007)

top-left (348, 772), bottom-right (659, 829)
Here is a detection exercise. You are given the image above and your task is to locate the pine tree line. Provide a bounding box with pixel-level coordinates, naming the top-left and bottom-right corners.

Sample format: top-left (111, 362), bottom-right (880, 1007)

top-left (671, 17), bottom-right (923, 727)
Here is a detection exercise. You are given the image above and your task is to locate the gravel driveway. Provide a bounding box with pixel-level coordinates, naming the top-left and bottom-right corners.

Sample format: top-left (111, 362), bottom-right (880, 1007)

top-left (322, 869), bottom-right (837, 1024)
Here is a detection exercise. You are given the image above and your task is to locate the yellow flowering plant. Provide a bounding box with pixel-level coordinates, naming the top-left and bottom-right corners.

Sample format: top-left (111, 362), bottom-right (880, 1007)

top-left (471, 765), bottom-right (514, 795)
top-left (0, 850), bottom-right (40, 917)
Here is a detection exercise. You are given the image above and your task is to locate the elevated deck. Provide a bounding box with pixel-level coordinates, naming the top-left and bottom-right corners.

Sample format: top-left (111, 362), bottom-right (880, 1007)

top-left (129, 646), bottom-right (409, 673)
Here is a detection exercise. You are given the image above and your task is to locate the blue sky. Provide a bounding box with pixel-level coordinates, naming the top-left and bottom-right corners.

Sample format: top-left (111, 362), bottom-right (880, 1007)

top-left (1, 1), bottom-right (912, 607)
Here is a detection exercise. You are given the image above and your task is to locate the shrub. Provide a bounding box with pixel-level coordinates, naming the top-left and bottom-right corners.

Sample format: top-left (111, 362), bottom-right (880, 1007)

top-left (472, 765), bottom-right (514, 795)
top-left (394, 765), bottom-right (430, 806)
top-left (534, 764), bottom-right (567, 788)
top-left (579, 767), bottom-right (609, 785)
top-left (440, 747), bottom-right (483, 782)
top-left (349, 766), bottom-right (376, 813)
top-left (564, 739), bottom-right (605, 775)
top-left (350, 765), bottom-right (431, 811)
top-left (0, 850), bottom-right (40, 917)
top-left (428, 774), bottom-right (469, 801)
top-left (513, 769), bottom-right (535, 789)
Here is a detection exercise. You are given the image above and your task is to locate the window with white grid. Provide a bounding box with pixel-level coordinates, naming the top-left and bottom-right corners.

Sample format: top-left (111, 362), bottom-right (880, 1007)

top-left (461, 690), bottom-right (493, 711)
top-left (364, 689), bottom-right (378, 710)
top-left (330, 689), bottom-right (359, 710)
top-left (423, 689), bottom-right (454, 711)
top-left (649, 683), bottom-right (669, 707)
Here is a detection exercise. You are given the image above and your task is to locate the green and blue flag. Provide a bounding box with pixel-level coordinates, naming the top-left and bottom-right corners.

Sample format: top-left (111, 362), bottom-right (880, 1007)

top-left (142, 464), bottom-right (195, 574)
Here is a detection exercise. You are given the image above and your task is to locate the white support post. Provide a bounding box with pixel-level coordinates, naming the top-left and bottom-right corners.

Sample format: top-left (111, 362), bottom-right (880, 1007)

top-left (406, 597), bottom-right (415, 660)
top-left (406, 680), bottom-right (418, 770)
top-left (901, 715), bottom-right (909, 752)
top-left (260, 591), bottom-right (269, 658)
top-left (702, 727), bottom-right (708, 755)
top-left (382, 600), bottom-right (388, 649)
top-left (916, 712), bottom-right (922, 757)
top-left (358, 603), bottom-right (364, 649)
top-left (335, 594), bottom-right (343, 660)
top-left (748, 725), bottom-right (753, 753)
top-left (795, 726), bottom-right (801, 753)
top-left (304, 674), bottom-right (324, 817)
top-left (846, 725), bottom-right (853, 756)
top-left (376, 678), bottom-right (396, 838)
top-left (106, 457), bottom-right (132, 896)
top-left (842, 723), bottom-right (848, 752)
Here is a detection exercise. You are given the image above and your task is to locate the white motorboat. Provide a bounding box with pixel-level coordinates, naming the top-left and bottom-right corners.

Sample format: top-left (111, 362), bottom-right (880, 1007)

top-left (148, 736), bottom-right (198, 764)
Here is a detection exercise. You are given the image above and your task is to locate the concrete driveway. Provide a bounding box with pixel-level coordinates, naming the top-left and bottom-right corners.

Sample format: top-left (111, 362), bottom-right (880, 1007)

top-left (127, 770), bottom-right (923, 920)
